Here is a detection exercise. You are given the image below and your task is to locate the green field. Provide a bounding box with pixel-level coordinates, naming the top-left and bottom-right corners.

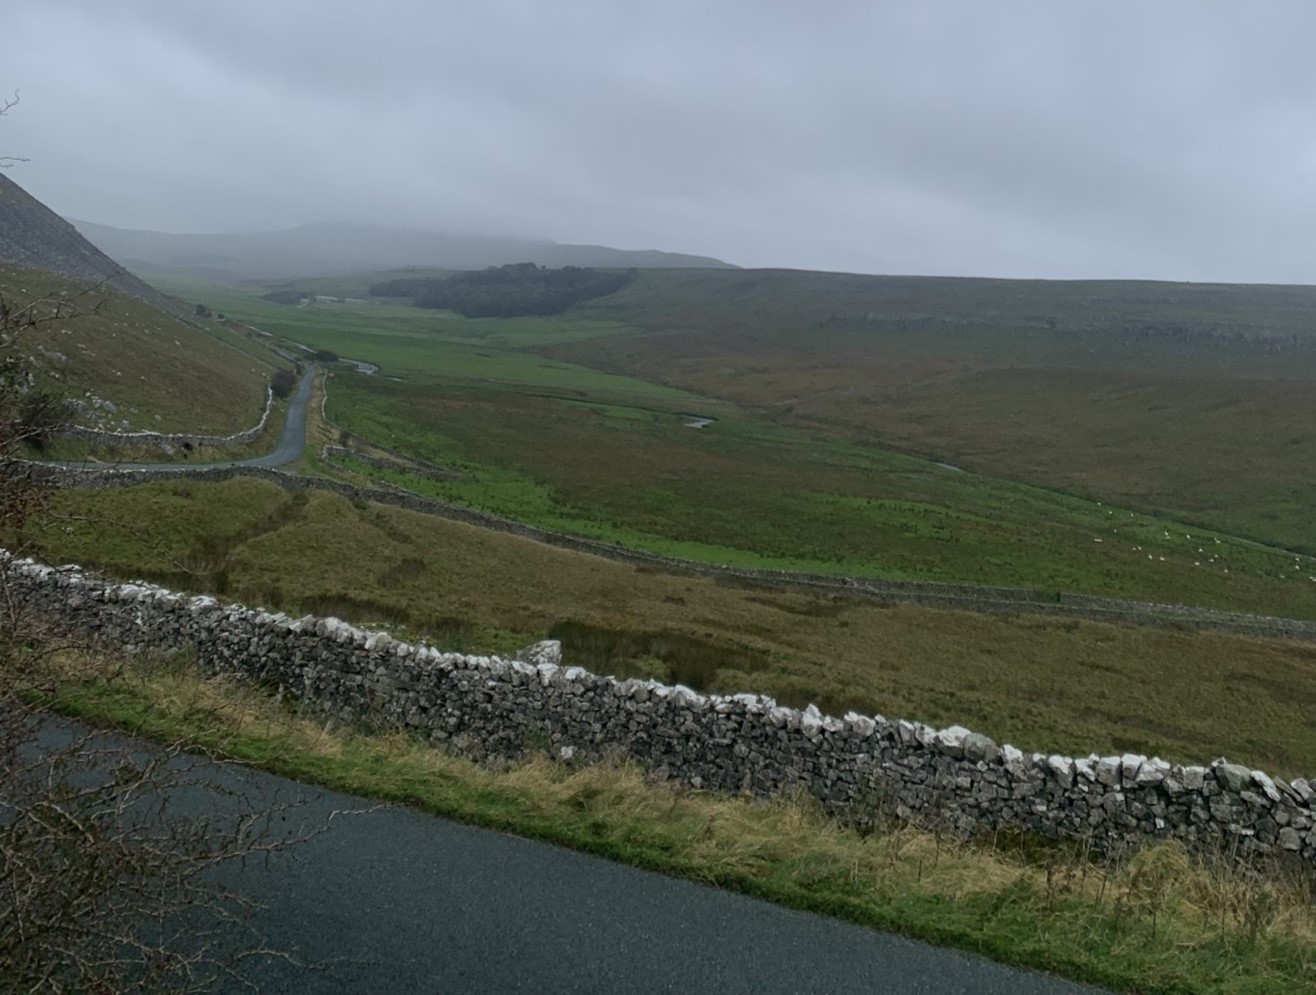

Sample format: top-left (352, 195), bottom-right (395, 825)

top-left (159, 275), bottom-right (1316, 621)
top-left (149, 273), bottom-right (657, 381)
top-left (329, 375), bottom-right (1316, 616)
top-left (542, 269), bottom-right (1316, 553)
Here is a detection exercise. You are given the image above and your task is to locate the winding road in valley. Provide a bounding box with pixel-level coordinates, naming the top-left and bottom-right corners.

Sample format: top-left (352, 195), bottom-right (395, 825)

top-left (50, 362), bottom-right (1316, 640)
top-left (74, 363), bottom-right (319, 472)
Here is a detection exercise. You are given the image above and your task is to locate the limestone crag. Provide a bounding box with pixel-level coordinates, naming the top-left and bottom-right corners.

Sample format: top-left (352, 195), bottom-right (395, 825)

top-left (0, 173), bottom-right (187, 319)
top-left (7, 551), bottom-right (1314, 866)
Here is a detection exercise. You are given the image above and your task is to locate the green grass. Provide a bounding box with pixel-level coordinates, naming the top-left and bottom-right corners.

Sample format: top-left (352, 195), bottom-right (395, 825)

top-left (323, 375), bottom-right (1316, 619)
top-left (152, 275), bottom-right (1316, 616)
top-left (37, 654), bottom-right (1316, 995)
top-left (0, 263), bottom-right (275, 434)
top-left (28, 478), bottom-right (1316, 776)
top-left (149, 276), bottom-right (654, 383)
top-left (159, 275), bottom-right (1316, 613)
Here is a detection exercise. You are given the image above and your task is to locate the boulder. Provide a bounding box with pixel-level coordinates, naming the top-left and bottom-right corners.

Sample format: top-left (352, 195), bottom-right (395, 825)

top-left (516, 639), bottom-right (563, 667)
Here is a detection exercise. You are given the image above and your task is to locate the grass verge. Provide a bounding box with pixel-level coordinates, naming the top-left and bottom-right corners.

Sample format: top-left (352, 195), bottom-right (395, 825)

top-left (38, 654), bottom-right (1316, 995)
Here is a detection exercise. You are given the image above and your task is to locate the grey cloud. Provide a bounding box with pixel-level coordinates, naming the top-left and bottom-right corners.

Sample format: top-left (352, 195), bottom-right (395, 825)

top-left (7, 0), bottom-right (1316, 281)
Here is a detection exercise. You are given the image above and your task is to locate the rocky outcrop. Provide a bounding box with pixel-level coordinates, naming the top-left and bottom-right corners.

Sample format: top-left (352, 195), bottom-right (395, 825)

top-left (7, 551), bottom-right (1314, 866)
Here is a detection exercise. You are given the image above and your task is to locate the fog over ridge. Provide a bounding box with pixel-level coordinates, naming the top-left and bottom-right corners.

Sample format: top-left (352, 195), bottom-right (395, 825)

top-left (6, 1), bottom-right (1316, 282)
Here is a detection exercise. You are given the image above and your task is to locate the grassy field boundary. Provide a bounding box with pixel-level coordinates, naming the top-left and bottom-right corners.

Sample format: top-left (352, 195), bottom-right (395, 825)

top-left (61, 384), bottom-right (275, 448)
top-left (48, 462), bottom-right (1316, 641)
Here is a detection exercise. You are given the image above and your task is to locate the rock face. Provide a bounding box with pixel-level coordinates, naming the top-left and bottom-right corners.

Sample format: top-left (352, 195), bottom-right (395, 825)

top-left (0, 173), bottom-right (186, 319)
top-left (7, 550), bottom-right (1315, 866)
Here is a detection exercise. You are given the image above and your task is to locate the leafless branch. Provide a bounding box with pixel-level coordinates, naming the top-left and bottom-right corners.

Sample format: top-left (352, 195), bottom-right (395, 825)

top-left (1, 90), bottom-right (26, 169)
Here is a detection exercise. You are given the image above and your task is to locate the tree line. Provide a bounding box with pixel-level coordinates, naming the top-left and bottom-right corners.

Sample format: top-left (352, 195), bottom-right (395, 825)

top-left (370, 263), bottom-right (636, 317)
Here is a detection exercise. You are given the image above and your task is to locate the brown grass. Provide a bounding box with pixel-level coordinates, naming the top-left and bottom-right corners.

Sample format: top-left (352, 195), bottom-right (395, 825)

top-left (30, 478), bottom-right (1316, 777)
top-left (0, 262), bottom-right (275, 434)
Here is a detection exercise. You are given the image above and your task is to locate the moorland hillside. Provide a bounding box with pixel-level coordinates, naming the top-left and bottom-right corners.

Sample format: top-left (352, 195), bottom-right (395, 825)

top-left (0, 176), bottom-right (279, 434)
top-left (543, 268), bottom-right (1316, 551)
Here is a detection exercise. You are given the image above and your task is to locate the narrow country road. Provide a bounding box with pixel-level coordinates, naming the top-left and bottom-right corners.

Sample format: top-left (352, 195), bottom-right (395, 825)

top-left (34, 718), bottom-right (1110, 995)
top-left (59, 365), bottom-right (316, 472)
top-left (244, 363), bottom-right (315, 468)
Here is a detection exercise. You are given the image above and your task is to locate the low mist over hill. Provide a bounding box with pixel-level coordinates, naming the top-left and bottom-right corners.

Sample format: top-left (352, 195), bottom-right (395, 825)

top-left (0, 175), bottom-right (186, 319)
top-left (70, 220), bottom-right (736, 282)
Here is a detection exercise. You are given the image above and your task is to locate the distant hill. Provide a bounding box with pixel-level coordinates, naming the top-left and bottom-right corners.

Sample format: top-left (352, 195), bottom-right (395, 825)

top-left (69, 220), bottom-right (737, 282)
top-left (0, 173), bottom-right (277, 434)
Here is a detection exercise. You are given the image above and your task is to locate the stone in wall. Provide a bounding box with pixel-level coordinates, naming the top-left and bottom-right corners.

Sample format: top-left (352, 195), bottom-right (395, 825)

top-left (5, 550), bottom-right (1315, 867)
top-left (60, 386), bottom-right (275, 451)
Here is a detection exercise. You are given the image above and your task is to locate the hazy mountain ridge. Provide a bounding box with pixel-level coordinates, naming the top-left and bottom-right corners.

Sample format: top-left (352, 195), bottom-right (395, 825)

top-left (0, 174), bottom-right (187, 318)
top-left (70, 219), bottom-right (737, 282)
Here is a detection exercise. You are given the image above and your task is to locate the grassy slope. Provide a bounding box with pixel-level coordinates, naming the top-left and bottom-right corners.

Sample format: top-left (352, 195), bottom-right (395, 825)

top-left (540, 269), bottom-right (1316, 552)
top-left (29, 477), bottom-right (1316, 777)
top-left (0, 263), bottom-right (277, 434)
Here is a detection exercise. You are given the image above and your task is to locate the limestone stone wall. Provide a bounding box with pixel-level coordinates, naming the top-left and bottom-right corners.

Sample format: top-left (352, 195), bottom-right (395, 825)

top-left (61, 386), bottom-right (274, 451)
top-left (8, 551), bottom-right (1314, 866)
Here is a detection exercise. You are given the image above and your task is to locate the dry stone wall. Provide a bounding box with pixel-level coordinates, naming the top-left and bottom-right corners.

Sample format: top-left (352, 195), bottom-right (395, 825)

top-left (8, 551), bottom-right (1315, 866)
top-left (61, 387), bottom-right (275, 451)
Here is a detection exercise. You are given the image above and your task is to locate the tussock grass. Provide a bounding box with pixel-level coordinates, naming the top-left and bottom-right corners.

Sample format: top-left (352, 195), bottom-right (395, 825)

top-left (324, 375), bottom-right (1316, 620)
top-left (42, 654), bottom-right (1316, 995)
top-left (163, 275), bottom-right (1316, 598)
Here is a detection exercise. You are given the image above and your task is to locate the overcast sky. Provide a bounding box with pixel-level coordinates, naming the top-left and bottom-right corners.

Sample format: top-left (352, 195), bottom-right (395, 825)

top-left (6, 1), bottom-right (1316, 281)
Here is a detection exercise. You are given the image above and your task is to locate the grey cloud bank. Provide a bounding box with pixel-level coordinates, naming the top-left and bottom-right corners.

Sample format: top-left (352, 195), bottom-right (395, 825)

top-left (6, 1), bottom-right (1316, 282)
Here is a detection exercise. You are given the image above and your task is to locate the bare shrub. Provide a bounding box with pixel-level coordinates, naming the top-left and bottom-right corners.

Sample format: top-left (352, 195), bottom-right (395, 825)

top-left (0, 107), bottom-right (331, 987)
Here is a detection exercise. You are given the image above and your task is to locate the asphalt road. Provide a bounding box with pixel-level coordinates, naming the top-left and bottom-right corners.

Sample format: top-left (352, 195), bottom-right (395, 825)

top-left (245, 363), bottom-right (314, 468)
top-left (61, 364), bottom-right (316, 472)
top-left (32, 719), bottom-right (1110, 995)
